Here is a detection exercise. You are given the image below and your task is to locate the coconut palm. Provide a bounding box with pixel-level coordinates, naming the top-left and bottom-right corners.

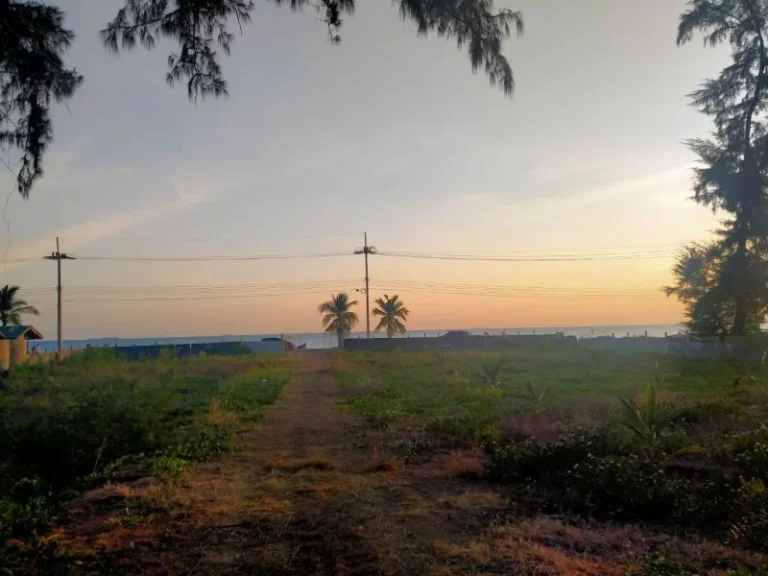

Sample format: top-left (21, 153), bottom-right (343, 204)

top-left (0, 285), bottom-right (39, 326)
top-left (319, 293), bottom-right (359, 349)
top-left (372, 294), bottom-right (409, 338)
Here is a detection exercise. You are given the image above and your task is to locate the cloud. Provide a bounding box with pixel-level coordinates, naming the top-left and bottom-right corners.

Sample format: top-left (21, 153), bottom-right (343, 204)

top-left (3, 187), bottom-right (210, 271)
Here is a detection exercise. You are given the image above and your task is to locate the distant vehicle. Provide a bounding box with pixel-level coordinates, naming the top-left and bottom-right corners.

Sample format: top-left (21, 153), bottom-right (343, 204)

top-left (440, 330), bottom-right (470, 339)
top-left (261, 337), bottom-right (296, 352)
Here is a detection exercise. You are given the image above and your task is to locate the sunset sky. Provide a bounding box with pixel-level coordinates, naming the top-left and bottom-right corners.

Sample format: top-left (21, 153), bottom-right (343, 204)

top-left (0, 0), bottom-right (730, 339)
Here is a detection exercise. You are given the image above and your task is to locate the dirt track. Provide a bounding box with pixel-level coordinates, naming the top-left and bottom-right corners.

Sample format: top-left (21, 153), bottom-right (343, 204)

top-left (60, 353), bottom-right (492, 575)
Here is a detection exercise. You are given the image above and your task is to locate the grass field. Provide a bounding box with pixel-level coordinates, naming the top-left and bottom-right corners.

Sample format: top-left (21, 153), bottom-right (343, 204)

top-left (331, 347), bottom-right (768, 574)
top-left (0, 349), bottom-right (294, 571)
top-left (3, 346), bottom-right (768, 575)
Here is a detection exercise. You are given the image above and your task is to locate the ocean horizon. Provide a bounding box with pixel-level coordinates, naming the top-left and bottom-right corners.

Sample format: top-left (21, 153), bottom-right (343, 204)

top-left (34, 324), bottom-right (686, 353)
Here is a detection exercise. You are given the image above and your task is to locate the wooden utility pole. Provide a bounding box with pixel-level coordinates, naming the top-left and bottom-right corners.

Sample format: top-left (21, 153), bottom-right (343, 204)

top-left (354, 233), bottom-right (376, 339)
top-left (44, 237), bottom-right (74, 359)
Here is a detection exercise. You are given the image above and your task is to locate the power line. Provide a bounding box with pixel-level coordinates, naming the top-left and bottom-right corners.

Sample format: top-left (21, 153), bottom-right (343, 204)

top-left (376, 250), bottom-right (675, 262)
top-left (57, 232), bottom-right (362, 243)
top-left (74, 252), bottom-right (351, 262)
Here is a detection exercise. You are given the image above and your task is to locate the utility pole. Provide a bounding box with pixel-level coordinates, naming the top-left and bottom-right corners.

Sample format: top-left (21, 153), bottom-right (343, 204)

top-left (44, 237), bottom-right (74, 359)
top-left (354, 233), bottom-right (377, 339)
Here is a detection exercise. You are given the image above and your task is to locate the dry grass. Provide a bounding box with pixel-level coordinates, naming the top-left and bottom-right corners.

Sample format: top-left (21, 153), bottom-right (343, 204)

top-left (440, 491), bottom-right (502, 511)
top-left (252, 495), bottom-right (292, 518)
top-left (442, 450), bottom-right (485, 479)
top-left (257, 475), bottom-right (287, 494)
top-left (432, 540), bottom-right (492, 565)
top-left (369, 446), bottom-right (405, 474)
top-left (208, 398), bottom-right (239, 427)
top-left (267, 454), bottom-right (335, 473)
top-left (295, 470), bottom-right (370, 500)
top-left (496, 537), bottom-right (622, 576)
top-left (492, 518), bottom-right (768, 575)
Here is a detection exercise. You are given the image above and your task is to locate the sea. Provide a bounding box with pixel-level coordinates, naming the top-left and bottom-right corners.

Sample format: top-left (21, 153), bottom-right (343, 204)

top-left (35, 324), bottom-right (685, 353)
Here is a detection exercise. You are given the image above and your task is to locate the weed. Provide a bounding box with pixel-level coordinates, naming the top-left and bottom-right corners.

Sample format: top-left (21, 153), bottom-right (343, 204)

top-left (476, 357), bottom-right (507, 387)
top-left (515, 381), bottom-right (552, 415)
top-left (618, 382), bottom-right (671, 460)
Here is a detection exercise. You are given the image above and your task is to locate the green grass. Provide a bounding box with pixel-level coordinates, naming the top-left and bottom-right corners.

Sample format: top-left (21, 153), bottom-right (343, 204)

top-left (0, 351), bottom-right (294, 550)
top-left (332, 347), bottom-right (767, 435)
top-left (333, 346), bottom-right (768, 556)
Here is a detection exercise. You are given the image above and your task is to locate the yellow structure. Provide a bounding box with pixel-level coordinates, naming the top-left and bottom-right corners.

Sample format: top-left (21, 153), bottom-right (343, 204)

top-left (0, 325), bottom-right (43, 370)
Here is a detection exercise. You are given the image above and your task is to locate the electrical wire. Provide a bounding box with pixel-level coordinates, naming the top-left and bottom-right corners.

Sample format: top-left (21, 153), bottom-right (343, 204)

top-left (377, 250), bottom-right (675, 262)
top-left (75, 251), bottom-right (352, 262)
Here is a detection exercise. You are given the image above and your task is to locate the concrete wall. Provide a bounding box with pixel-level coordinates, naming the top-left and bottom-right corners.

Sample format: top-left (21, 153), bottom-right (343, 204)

top-left (107, 339), bottom-right (293, 360)
top-left (111, 341), bottom-right (251, 360)
top-left (343, 334), bottom-right (576, 352)
top-left (579, 336), bottom-right (766, 363)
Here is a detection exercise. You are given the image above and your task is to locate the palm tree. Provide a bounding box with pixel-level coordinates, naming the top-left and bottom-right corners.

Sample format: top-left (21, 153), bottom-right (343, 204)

top-left (0, 285), bottom-right (39, 326)
top-left (319, 293), bottom-right (359, 349)
top-left (372, 294), bottom-right (409, 338)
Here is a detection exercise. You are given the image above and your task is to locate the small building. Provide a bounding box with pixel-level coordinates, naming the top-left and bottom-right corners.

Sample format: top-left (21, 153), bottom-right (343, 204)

top-left (0, 325), bottom-right (44, 370)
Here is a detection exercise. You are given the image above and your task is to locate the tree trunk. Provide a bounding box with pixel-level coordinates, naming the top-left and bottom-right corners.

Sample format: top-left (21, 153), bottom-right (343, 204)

top-left (337, 329), bottom-right (344, 350)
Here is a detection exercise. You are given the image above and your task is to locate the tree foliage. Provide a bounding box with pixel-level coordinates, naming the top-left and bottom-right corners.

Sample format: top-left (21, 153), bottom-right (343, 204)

top-left (0, 1), bottom-right (83, 197)
top-left (670, 0), bottom-right (768, 336)
top-left (102, 0), bottom-right (523, 100)
top-left (372, 294), bottom-right (409, 338)
top-left (319, 292), bottom-right (358, 348)
top-left (0, 285), bottom-right (39, 326)
top-left (1, 0), bottom-right (522, 199)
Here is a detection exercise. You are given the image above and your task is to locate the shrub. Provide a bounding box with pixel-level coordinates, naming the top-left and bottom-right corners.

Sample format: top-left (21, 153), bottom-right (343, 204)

top-left (476, 357), bottom-right (507, 387)
top-left (724, 425), bottom-right (768, 480)
top-left (487, 428), bottom-right (622, 484)
top-left (729, 478), bottom-right (768, 552)
top-left (514, 381), bottom-right (552, 415)
top-left (0, 478), bottom-right (51, 540)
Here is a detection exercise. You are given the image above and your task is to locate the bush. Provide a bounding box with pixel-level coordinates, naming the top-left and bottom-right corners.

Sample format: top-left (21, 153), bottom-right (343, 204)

top-left (0, 478), bottom-right (51, 540)
top-left (487, 428), bottom-right (623, 484)
top-left (488, 427), bottom-right (767, 537)
top-left (723, 425), bottom-right (768, 480)
top-left (729, 478), bottom-right (768, 552)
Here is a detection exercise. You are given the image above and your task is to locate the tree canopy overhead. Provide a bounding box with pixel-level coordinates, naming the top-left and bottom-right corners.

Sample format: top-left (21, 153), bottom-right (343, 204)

top-left (101, 0), bottom-right (523, 100)
top-left (0, 1), bottom-right (83, 198)
top-left (1, 0), bottom-right (523, 198)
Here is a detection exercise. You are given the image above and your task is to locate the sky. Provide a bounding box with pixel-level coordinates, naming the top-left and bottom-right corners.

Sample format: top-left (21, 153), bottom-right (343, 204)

top-left (0, 0), bottom-right (733, 339)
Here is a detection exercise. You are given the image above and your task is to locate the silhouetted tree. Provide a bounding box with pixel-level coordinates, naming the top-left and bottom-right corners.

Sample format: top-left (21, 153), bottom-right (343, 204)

top-left (319, 292), bottom-right (358, 349)
top-left (0, 1), bottom-right (83, 197)
top-left (1, 0), bottom-right (523, 198)
top-left (0, 285), bottom-right (39, 326)
top-left (372, 294), bottom-right (409, 337)
top-left (671, 0), bottom-right (768, 335)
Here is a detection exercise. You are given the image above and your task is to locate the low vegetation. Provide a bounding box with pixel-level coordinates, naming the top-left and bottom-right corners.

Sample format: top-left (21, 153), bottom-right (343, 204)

top-left (332, 346), bottom-right (768, 572)
top-left (0, 349), bottom-right (293, 571)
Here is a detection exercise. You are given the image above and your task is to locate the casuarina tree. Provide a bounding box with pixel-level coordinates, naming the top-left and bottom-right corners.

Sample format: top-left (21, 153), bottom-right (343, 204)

top-left (668, 0), bottom-right (768, 336)
top-left (1, 0), bottom-right (523, 198)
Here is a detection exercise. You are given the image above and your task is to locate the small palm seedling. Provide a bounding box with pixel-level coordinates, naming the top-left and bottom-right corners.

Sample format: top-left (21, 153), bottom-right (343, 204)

top-left (476, 357), bottom-right (507, 387)
top-left (516, 381), bottom-right (551, 415)
top-left (617, 382), bottom-right (669, 460)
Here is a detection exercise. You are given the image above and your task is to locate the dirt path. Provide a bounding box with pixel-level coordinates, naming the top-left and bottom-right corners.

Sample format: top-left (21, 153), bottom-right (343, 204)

top-left (61, 353), bottom-right (495, 576)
